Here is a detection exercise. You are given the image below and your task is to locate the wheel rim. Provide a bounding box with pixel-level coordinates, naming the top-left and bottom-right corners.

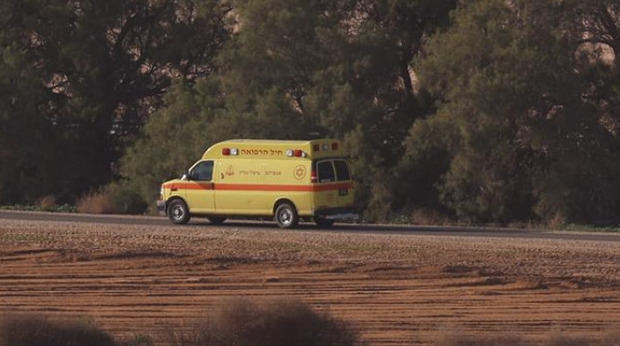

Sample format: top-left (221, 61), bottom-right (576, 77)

top-left (278, 208), bottom-right (292, 226)
top-left (171, 204), bottom-right (185, 221)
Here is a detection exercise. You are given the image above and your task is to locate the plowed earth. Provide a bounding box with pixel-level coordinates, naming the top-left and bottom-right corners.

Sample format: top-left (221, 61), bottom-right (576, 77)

top-left (0, 219), bottom-right (619, 345)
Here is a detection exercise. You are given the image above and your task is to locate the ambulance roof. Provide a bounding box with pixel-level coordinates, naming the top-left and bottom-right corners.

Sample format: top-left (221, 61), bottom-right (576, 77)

top-left (201, 139), bottom-right (344, 160)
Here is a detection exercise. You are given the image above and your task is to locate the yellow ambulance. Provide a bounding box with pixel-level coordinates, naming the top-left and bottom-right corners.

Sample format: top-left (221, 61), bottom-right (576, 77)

top-left (157, 139), bottom-right (357, 228)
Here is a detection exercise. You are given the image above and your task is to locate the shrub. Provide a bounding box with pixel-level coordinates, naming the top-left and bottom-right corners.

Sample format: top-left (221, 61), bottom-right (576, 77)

top-left (168, 298), bottom-right (360, 346)
top-left (36, 195), bottom-right (57, 211)
top-left (77, 182), bottom-right (147, 214)
top-left (0, 314), bottom-right (115, 346)
top-left (104, 181), bottom-right (148, 214)
top-left (409, 208), bottom-right (452, 226)
top-left (77, 190), bottom-right (115, 214)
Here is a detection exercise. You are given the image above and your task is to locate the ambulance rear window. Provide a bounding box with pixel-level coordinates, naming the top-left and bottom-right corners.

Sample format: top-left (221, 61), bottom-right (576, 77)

top-left (334, 160), bottom-right (350, 181)
top-left (317, 161), bottom-right (335, 183)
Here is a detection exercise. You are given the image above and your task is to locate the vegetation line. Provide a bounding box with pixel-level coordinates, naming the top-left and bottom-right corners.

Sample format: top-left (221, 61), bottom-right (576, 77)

top-left (1, 0), bottom-right (619, 227)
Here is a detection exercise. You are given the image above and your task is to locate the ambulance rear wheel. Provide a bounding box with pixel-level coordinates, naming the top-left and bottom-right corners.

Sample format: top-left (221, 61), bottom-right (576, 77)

top-left (314, 217), bottom-right (334, 228)
top-left (208, 216), bottom-right (226, 225)
top-left (168, 199), bottom-right (190, 225)
top-left (275, 203), bottom-right (298, 228)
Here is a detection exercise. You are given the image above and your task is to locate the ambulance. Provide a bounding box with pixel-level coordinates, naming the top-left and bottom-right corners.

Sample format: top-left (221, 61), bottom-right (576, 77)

top-left (157, 139), bottom-right (357, 228)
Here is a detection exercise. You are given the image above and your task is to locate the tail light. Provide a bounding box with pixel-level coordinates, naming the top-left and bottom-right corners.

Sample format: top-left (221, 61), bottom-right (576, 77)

top-left (311, 168), bottom-right (317, 183)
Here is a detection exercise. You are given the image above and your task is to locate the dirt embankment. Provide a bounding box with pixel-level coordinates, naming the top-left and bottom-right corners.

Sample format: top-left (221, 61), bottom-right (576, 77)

top-left (0, 219), bottom-right (619, 345)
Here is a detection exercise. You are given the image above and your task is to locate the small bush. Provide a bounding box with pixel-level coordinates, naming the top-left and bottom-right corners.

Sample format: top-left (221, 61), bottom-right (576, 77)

top-left (410, 208), bottom-right (452, 225)
top-left (36, 195), bottom-right (57, 211)
top-left (77, 190), bottom-right (115, 214)
top-left (545, 212), bottom-right (567, 230)
top-left (0, 314), bottom-right (115, 346)
top-left (168, 298), bottom-right (360, 346)
top-left (77, 182), bottom-right (146, 214)
top-left (105, 181), bottom-right (147, 214)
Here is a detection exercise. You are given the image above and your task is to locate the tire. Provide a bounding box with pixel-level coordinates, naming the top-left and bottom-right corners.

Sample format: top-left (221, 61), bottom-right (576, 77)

top-left (167, 199), bottom-right (190, 225)
top-left (314, 217), bottom-right (334, 228)
top-left (208, 216), bottom-right (226, 225)
top-left (274, 202), bottom-right (298, 229)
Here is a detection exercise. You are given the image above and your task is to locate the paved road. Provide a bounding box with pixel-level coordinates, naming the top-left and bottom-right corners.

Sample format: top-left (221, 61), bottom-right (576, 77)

top-left (1, 210), bottom-right (619, 242)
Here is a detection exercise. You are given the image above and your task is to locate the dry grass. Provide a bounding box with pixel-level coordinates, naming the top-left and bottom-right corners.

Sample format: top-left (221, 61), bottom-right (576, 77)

top-left (600, 330), bottom-right (620, 346)
top-left (77, 190), bottom-right (115, 214)
top-left (167, 297), bottom-right (360, 346)
top-left (76, 184), bottom-right (146, 214)
top-left (35, 195), bottom-right (57, 210)
top-left (409, 208), bottom-right (452, 225)
top-left (1, 312), bottom-right (613, 346)
top-left (0, 314), bottom-right (115, 346)
top-left (545, 212), bottom-right (568, 230)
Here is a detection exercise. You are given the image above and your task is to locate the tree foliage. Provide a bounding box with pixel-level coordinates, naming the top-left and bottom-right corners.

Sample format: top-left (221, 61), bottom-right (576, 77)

top-left (0, 0), bottom-right (230, 203)
top-left (405, 0), bottom-right (620, 224)
top-left (122, 0), bottom-right (457, 217)
top-left (3, 0), bottom-right (620, 225)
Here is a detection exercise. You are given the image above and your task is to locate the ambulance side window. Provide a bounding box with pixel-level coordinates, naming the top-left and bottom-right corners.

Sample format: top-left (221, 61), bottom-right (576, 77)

top-left (190, 161), bottom-right (213, 181)
top-left (317, 161), bottom-right (335, 183)
top-left (334, 160), bottom-right (350, 181)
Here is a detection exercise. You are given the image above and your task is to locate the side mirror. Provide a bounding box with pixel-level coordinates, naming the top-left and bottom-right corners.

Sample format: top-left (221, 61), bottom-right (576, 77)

top-left (181, 172), bottom-right (190, 181)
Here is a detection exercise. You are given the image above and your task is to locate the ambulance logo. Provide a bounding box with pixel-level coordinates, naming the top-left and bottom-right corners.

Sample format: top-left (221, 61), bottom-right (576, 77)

top-left (225, 165), bottom-right (235, 177)
top-left (294, 165), bottom-right (307, 180)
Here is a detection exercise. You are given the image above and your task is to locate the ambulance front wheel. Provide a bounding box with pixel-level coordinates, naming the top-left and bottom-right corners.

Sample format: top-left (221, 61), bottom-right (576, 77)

top-left (168, 199), bottom-right (190, 225)
top-left (275, 202), bottom-right (298, 228)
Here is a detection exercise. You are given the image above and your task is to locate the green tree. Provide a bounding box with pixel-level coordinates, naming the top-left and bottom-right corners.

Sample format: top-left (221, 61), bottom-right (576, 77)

top-left (121, 0), bottom-right (456, 217)
top-left (121, 79), bottom-right (226, 206)
top-left (403, 0), bottom-right (620, 224)
top-left (0, 0), bottom-right (230, 204)
top-left (0, 44), bottom-right (60, 202)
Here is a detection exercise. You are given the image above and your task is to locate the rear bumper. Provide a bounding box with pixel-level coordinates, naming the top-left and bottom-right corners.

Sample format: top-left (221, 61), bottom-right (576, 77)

top-left (314, 207), bottom-right (359, 221)
top-left (156, 200), bottom-right (166, 216)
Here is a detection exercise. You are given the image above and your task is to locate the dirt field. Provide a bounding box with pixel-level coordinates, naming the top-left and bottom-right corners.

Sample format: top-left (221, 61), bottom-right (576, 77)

top-left (0, 218), bottom-right (619, 345)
